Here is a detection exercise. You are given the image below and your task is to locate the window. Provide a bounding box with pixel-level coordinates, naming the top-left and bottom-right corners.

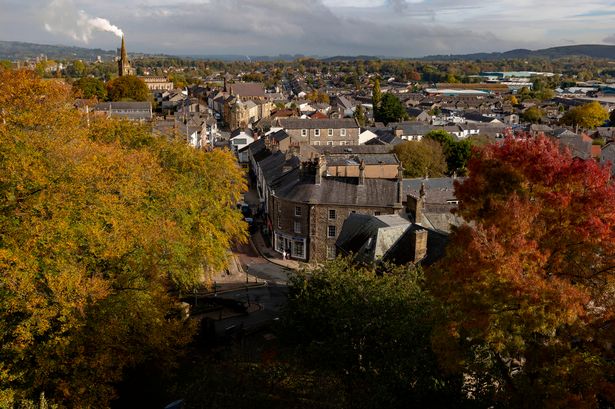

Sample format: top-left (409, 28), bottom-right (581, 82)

top-left (295, 206), bottom-right (302, 216)
top-left (293, 241), bottom-right (305, 258)
top-left (327, 141), bottom-right (334, 146)
top-left (375, 211), bottom-right (381, 216)
top-left (327, 225), bottom-right (336, 238)
top-left (328, 209), bottom-right (336, 220)
top-left (328, 128), bottom-right (333, 136)
top-left (314, 129), bottom-right (320, 136)
top-left (340, 128), bottom-right (347, 136)
top-left (339, 141), bottom-right (347, 146)
top-left (301, 129), bottom-right (307, 137)
top-left (313, 141), bottom-right (320, 145)
top-left (294, 221), bottom-right (301, 234)
top-left (232, 138), bottom-right (247, 145)
top-left (327, 245), bottom-right (336, 259)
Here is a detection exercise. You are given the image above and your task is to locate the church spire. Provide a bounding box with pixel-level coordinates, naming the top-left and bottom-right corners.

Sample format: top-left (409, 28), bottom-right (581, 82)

top-left (120, 36), bottom-right (127, 61)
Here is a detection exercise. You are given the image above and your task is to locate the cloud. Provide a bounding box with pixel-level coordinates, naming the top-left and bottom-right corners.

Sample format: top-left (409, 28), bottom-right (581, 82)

top-left (604, 34), bottom-right (615, 44)
top-left (2, 0), bottom-right (615, 57)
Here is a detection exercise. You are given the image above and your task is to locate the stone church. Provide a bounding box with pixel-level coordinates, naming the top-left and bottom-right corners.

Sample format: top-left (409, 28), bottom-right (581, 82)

top-left (117, 37), bottom-right (135, 76)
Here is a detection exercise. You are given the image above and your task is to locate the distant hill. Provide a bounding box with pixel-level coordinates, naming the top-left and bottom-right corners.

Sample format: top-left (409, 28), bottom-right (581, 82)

top-left (421, 44), bottom-right (615, 61)
top-left (0, 40), bottom-right (118, 61)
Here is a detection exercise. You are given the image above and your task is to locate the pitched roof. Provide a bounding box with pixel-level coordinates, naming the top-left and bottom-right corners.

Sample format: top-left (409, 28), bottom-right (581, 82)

top-left (229, 82), bottom-right (265, 97)
top-left (272, 170), bottom-right (400, 207)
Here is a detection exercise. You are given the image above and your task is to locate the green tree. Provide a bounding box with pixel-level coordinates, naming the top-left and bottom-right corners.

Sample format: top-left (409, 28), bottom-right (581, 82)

top-left (372, 78), bottom-right (381, 112)
top-left (0, 69), bottom-right (247, 407)
top-left (284, 258), bottom-right (460, 408)
top-left (561, 101), bottom-right (609, 129)
top-left (424, 130), bottom-right (471, 175)
top-left (376, 93), bottom-right (407, 124)
top-left (394, 139), bottom-right (447, 177)
top-left (520, 106), bottom-right (544, 124)
top-left (106, 75), bottom-right (150, 101)
top-left (73, 76), bottom-right (107, 100)
top-left (353, 104), bottom-right (367, 127)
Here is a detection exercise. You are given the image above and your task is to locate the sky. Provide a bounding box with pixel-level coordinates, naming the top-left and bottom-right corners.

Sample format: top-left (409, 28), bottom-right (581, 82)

top-left (2, 0), bottom-right (615, 57)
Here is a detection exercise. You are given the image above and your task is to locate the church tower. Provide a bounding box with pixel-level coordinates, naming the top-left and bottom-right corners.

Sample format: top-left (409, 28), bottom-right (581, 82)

top-left (117, 36), bottom-right (135, 76)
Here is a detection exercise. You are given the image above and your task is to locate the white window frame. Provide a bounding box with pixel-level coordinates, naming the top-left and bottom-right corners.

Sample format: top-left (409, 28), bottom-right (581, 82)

top-left (327, 225), bottom-right (336, 238)
top-left (328, 128), bottom-right (333, 136)
top-left (293, 241), bottom-right (305, 259)
top-left (328, 209), bottom-right (336, 220)
top-left (301, 129), bottom-right (308, 137)
top-left (314, 129), bottom-right (320, 136)
top-left (327, 141), bottom-right (334, 146)
top-left (340, 128), bottom-right (347, 136)
top-left (294, 221), bottom-right (301, 234)
top-left (313, 141), bottom-right (320, 145)
top-left (327, 245), bottom-right (336, 260)
top-left (295, 206), bottom-right (302, 217)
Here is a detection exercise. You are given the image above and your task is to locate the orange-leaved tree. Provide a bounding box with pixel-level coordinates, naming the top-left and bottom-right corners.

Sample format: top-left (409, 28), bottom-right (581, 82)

top-left (430, 134), bottom-right (615, 408)
top-left (0, 69), bottom-right (247, 407)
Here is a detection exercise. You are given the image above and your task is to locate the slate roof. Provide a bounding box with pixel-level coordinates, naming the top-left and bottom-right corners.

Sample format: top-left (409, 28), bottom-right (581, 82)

top-left (404, 177), bottom-right (462, 203)
top-left (336, 213), bottom-right (449, 266)
top-left (231, 128), bottom-right (254, 138)
top-left (311, 145), bottom-right (392, 155)
top-left (272, 170), bottom-right (400, 207)
top-left (229, 82), bottom-right (266, 97)
top-left (94, 101), bottom-right (151, 110)
top-left (325, 153), bottom-right (399, 167)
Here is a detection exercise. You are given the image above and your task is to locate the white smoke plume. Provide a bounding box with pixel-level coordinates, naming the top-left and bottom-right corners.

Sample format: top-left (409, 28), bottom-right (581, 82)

top-left (44, 0), bottom-right (124, 43)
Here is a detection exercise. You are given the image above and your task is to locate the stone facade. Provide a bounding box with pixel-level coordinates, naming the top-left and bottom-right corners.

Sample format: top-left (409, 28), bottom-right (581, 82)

top-left (276, 118), bottom-right (360, 146)
top-left (270, 196), bottom-right (397, 261)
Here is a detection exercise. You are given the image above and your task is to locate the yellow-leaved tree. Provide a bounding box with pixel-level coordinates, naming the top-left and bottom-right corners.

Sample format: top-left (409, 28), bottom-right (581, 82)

top-left (0, 69), bottom-right (247, 407)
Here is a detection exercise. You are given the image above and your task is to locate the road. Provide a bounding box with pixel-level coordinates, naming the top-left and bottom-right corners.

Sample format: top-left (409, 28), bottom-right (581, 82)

top-left (233, 240), bottom-right (293, 285)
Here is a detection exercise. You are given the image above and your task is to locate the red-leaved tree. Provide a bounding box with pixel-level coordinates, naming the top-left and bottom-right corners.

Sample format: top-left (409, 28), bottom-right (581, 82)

top-left (430, 134), bottom-right (615, 408)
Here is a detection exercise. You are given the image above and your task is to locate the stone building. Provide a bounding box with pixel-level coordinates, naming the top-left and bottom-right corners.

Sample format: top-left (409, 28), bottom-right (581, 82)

top-left (250, 142), bottom-right (404, 262)
top-left (275, 118), bottom-right (361, 146)
top-left (140, 76), bottom-right (174, 91)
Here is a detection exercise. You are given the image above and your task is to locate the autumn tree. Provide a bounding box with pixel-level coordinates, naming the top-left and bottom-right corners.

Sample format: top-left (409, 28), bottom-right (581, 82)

top-left (561, 101), bottom-right (609, 129)
top-left (430, 134), bottom-right (615, 408)
top-left (394, 139), bottom-right (447, 178)
top-left (106, 75), bottom-right (150, 101)
top-left (306, 90), bottom-right (330, 104)
top-left (0, 69), bottom-right (246, 407)
top-left (520, 106), bottom-right (543, 124)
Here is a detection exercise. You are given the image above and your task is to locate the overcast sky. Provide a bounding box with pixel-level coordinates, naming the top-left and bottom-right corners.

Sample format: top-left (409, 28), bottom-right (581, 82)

top-left (2, 0), bottom-right (615, 57)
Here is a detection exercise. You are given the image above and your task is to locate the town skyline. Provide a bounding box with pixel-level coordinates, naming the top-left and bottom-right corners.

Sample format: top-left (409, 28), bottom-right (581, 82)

top-left (3, 0), bottom-right (615, 58)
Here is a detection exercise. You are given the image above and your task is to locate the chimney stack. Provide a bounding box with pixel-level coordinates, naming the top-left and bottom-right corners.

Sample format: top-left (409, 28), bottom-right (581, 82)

top-left (411, 228), bottom-right (428, 263)
top-left (358, 159), bottom-right (366, 186)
